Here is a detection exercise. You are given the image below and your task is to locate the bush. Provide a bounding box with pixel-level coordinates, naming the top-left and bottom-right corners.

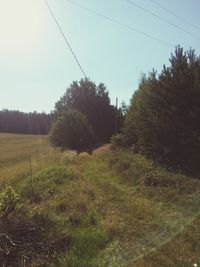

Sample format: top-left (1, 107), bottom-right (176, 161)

top-left (50, 109), bottom-right (95, 151)
top-left (0, 186), bottom-right (21, 218)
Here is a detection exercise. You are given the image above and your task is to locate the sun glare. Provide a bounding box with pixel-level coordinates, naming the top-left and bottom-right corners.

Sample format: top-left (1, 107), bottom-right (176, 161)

top-left (0, 0), bottom-right (45, 58)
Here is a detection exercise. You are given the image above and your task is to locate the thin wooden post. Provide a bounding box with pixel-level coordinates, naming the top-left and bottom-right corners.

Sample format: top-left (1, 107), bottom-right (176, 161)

top-left (115, 97), bottom-right (118, 134)
top-left (28, 158), bottom-right (34, 193)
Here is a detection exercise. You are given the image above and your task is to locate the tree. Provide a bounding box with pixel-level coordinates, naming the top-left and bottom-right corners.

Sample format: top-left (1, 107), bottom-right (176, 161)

top-left (121, 47), bottom-right (200, 175)
top-left (54, 78), bottom-right (118, 144)
top-left (50, 109), bottom-right (95, 151)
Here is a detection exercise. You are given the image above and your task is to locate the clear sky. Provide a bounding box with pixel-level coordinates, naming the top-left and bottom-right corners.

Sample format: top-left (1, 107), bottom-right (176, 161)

top-left (0, 0), bottom-right (200, 113)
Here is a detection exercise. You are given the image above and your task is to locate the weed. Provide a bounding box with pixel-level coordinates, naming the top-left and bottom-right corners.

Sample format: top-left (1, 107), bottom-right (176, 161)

top-left (0, 186), bottom-right (21, 218)
top-left (60, 151), bottom-right (77, 165)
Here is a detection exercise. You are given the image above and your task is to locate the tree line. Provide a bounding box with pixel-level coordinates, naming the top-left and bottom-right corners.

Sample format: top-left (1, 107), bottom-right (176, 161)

top-left (0, 110), bottom-right (52, 135)
top-left (112, 46), bottom-right (200, 175)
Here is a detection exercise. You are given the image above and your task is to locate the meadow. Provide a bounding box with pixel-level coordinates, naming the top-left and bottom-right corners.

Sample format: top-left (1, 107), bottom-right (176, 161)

top-left (0, 133), bottom-right (62, 186)
top-left (0, 133), bottom-right (200, 267)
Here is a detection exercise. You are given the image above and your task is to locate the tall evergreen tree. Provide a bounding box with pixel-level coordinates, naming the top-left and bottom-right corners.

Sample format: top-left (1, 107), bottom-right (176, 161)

top-left (121, 47), bottom-right (200, 174)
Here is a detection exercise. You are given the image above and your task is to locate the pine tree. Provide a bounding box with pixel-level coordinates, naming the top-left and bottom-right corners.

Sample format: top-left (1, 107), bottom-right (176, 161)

top-left (122, 47), bottom-right (200, 174)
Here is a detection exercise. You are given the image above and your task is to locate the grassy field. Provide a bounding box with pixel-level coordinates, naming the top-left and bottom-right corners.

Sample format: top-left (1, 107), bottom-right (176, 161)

top-left (0, 133), bottom-right (200, 266)
top-left (0, 133), bottom-right (62, 186)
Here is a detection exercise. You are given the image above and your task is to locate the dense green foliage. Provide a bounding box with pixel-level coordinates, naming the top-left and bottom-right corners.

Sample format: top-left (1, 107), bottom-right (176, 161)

top-left (0, 109), bottom-right (51, 135)
top-left (118, 47), bottom-right (200, 174)
top-left (50, 109), bottom-right (95, 151)
top-left (53, 78), bottom-right (122, 146)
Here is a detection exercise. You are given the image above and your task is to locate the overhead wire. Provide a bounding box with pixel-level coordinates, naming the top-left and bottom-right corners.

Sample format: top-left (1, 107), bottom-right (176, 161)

top-left (43, 0), bottom-right (87, 78)
top-left (125, 0), bottom-right (200, 41)
top-left (65, 0), bottom-right (173, 47)
top-left (148, 0), bottom-right (200, 32)
top-left (43, 0), bottom-right (199, 78)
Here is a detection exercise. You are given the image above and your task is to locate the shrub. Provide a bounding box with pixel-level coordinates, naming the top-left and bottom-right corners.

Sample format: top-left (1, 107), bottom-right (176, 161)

top-left (0, 186), bottom-right (21, 218)
top-left (50, 109), bottom-right (96, 151)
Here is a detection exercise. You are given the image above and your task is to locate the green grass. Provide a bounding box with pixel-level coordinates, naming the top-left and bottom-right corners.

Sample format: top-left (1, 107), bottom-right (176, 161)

top-left (0, 133), bottom-right (62, 186)
top-left (74, 150), bottom-right (200, 267)
top-left (1, 134), bottom-right (200, 266)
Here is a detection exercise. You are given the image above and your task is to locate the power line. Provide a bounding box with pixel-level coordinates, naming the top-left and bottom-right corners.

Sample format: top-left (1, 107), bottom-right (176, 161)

top-left (125, 0), bottom-right (200, 41)
top-left (44, 0), bottom-right (87, 78)
top-left (65, 0), bottom-right (173, 47)
top-left (148, 0), bottom-right (200, 32)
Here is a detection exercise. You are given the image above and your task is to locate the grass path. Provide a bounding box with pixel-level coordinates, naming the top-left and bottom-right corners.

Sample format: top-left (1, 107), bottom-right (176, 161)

top-left (77, 151), bottom-right (200, 267)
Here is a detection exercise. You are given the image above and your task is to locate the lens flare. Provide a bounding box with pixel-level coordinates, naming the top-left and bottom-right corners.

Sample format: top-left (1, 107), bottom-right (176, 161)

top-left (0, 0), bottom-right (45, 58)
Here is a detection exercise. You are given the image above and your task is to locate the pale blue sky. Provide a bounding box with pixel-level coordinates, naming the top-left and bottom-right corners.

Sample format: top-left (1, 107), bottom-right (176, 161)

top-left (0, 0), bottom-right (200, 112)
